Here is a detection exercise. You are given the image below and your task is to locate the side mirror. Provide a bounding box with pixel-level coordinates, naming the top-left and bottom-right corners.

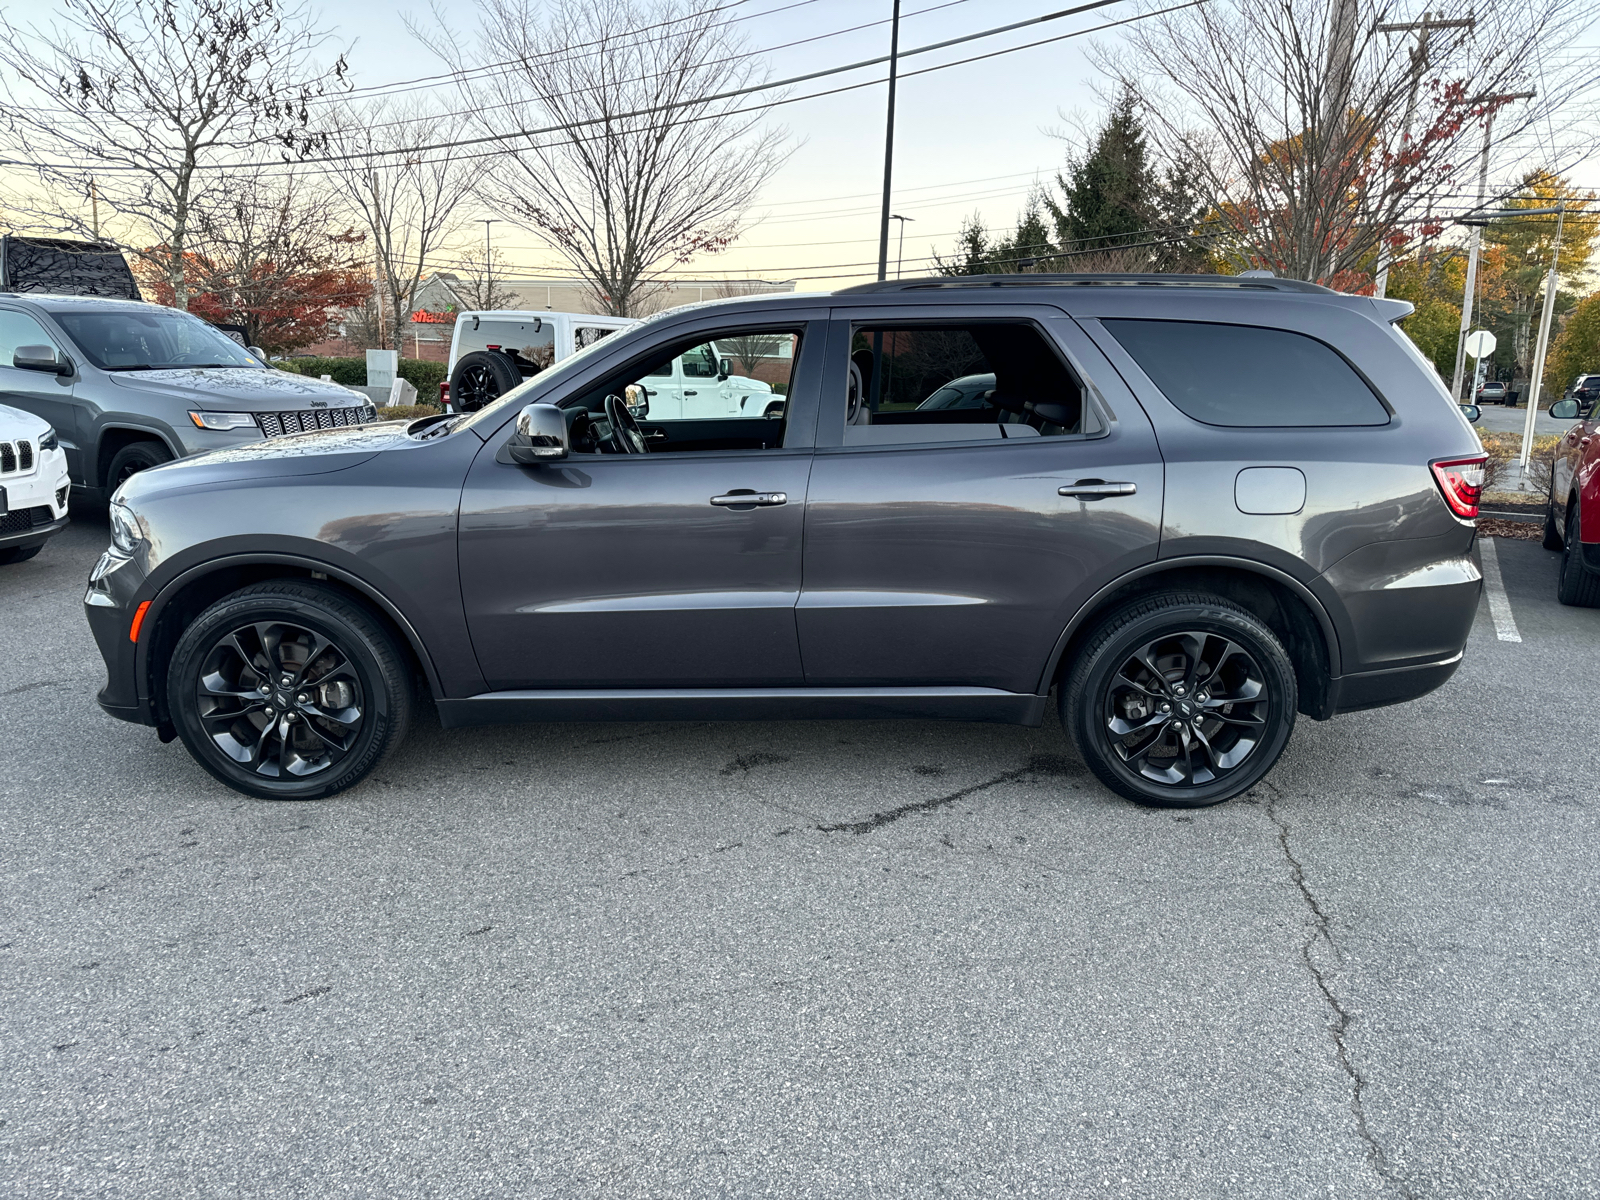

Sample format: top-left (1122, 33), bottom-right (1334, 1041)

top-left (1550, 399), bottom-right (1581, 420)
top-left (624, 383), bottom-right (649, 418)
top-left (14, 344), bottom-right (71, 376)
top-left (248, 345), bottom-right (268, 361)
top-left (718, 357), bottom-right (732, 380)
top-left (507, 403), bottom-right (568, 463)
top-left (1459, 403), bottom-right (1481, 423)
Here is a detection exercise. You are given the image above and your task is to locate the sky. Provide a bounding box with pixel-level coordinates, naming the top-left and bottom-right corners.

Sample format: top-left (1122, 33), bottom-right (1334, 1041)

top-left (8, 0), bottom-right (1600, 291)
top-left (310, 0), bottom-right (1182, 289)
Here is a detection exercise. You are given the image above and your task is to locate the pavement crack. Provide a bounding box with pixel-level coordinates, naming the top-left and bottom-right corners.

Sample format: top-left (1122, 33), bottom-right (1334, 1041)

top-left (816, 756), bottom-right (1072, 835)
top-left (1265, 783), bottom-right (1413, 1199)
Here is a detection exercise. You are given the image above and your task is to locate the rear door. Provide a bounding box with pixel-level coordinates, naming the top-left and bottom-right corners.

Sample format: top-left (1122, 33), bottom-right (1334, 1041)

top-left (796, 305), bottom-right (1164, 694)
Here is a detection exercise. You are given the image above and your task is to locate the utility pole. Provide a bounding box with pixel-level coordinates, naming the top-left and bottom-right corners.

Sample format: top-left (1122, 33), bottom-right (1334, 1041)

top-left (890, 213), bottom-right (913, 278)
top-left (876, 0), bottom-right (902, 282)
top-left (1372, 12), bottom-right (1474, 298)
top-left (1449, 91), bottom-right (1536, 399)
top-left (1316, 0), bottom-right (1361, 282)
top-left (1521, 203), bottom-right (1566, 467)
top-left (89, 178), bottom-right (100, 240)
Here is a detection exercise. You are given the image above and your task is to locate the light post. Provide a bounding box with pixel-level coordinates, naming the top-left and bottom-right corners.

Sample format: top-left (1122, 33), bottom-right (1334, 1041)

top-left (875, 0), bottom-right (902, 282)
top-left (480, 219), bottom-right (499, 307)
top-left (890, 213), bottom-right (913, 278)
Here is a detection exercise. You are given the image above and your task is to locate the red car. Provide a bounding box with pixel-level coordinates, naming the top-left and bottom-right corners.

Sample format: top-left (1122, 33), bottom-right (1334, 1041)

top-left (1546, 396), bottom-right (1600, 605)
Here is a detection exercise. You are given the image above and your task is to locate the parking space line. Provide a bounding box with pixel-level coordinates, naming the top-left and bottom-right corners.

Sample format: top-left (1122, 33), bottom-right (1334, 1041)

top-left (1477, 537), bottom-right (1522, 643)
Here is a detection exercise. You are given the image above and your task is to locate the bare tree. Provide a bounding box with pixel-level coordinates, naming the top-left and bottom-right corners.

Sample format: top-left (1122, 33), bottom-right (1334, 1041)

top-left (0, 0), bottom-right (346, 309)
top-left (446, 245), bottom-right (520, 312)
top-left (422, 0), bottom-right (790, 317)
top-left (1096, 0), bottom-right (1600, 286)
top-left (322, 101), bottom-right (475, 348)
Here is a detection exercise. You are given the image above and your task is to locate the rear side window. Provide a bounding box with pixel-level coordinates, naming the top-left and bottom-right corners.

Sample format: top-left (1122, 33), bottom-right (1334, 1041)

top-left (1103, 319), bottom-right (1389, 427)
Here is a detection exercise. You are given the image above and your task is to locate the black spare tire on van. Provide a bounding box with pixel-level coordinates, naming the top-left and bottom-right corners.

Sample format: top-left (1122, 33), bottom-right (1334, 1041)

top-left (449, 350), bottom-right (522, 412)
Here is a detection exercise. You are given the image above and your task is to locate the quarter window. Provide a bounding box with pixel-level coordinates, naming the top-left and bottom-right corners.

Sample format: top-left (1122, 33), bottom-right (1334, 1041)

top-left (1103, 319), bottom-right (1389, 427)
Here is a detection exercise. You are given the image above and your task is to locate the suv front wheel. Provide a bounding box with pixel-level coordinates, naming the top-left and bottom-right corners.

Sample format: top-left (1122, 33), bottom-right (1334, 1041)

top-left (1062, 592), bottom-right (1297, 807)
top-left (166, 581), bottom-right (413, 800)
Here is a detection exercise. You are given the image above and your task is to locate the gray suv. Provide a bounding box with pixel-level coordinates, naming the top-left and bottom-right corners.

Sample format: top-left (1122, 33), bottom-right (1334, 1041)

top-left (0, 294), bottom-right (376, 500)
top-left (84, 274), bottom-right (1486, 807)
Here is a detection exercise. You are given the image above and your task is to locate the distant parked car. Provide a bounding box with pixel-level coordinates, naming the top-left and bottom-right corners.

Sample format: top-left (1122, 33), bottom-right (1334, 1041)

top-left (0, 398), bottom-right (70, 564)
top-left (1545, 395), bottom-right (1600, 606)
top-left (1476, 380), bottom-right (1508, 405)
top-left (1565, 373), bottom-right (1600, 416)
top-left (0, 294), bottom-right (376, 500)
top-left (445, 310), bottom-right (635, 412)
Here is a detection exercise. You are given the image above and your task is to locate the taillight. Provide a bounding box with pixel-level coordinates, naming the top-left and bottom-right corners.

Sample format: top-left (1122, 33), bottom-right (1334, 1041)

top-left (1431, 455), bottom-right (1486, 520)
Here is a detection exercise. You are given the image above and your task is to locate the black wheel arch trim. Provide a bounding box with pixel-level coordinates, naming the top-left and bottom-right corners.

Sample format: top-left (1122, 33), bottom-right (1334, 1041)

top-left (1036, 554), bottom-right (1345, 696)
top-left (133, 552), bottom-right (446, 714)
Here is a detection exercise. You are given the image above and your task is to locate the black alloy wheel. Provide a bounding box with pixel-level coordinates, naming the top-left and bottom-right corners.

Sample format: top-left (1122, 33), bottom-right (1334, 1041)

top-left (449, 350), bottom-right (522, 413)
top-left (106, 441), bottom-right (172, 492)
top-left (167, 582), bottom-right (412, 800)
top-left (1063, 592), bottom-right (1297, 807)
top-left (1543, 480), bottom-right (1565, 550)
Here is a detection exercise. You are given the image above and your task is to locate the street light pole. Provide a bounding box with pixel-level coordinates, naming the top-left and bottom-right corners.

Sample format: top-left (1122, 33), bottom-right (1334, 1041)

top-left (890, 213), bottom-right (913, 278)
top-left (876, 0), bottom-right (902, 283)
top-left (481, 219), bottom-right (499, 308)
top-left (1521, 202), bottom-right (1566, 468)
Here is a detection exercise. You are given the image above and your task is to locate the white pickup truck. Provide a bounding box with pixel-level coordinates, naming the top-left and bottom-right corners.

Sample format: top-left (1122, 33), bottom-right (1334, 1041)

top-left (633, 340), bottom-right (781, 421)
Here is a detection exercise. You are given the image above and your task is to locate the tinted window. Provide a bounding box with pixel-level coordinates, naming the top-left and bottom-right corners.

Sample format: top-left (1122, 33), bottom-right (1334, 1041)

top-left (574, 326), bottom-right (618, 350)
top-left (844, 324), bottom-right (1085, 443)
top-left (1103, 319), bottom-right (1389, 427)
top-left (459, 319), bottom-right (554, 371)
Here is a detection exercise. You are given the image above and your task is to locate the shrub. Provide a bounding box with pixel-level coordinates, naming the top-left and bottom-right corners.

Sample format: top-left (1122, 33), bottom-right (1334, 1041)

top-left (276, 356), bottom-right (448, 395)
top-left (374, 403), bottom-right (445, 422)
top-left (1478, 432), bottom-right (1559, 494)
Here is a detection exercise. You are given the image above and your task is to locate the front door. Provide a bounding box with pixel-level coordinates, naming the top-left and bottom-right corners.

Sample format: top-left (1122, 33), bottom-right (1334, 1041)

top-left (797, 308), bottom-right (1164, 695)
top-left (459, 321), bottom-right (819, 690)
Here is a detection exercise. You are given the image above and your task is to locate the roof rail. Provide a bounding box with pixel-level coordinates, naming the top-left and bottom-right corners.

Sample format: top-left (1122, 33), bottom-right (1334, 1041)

top-left (834, 273), bottom-right (1336, 296)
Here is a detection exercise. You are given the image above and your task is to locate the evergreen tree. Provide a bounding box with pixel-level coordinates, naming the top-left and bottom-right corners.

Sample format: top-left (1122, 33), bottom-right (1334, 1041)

top-left (1046, 86), bottom-right (1155, 253)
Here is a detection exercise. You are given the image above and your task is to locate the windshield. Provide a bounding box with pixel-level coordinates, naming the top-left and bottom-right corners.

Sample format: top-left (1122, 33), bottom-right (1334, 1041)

top-left (51, 308), bottom-right (261, 370)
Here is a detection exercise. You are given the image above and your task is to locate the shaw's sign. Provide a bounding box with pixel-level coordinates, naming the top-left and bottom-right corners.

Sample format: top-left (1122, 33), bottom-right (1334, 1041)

top-left (411, 309), bottom-right (454, 324)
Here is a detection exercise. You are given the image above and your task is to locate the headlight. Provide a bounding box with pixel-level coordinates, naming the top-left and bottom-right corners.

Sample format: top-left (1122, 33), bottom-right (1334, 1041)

top-left (189, 411), bottom-right (258, 431)
top-left (108, 501), bottom-right (145, 555)
top-left (38, 427), bottom-right (59, 451)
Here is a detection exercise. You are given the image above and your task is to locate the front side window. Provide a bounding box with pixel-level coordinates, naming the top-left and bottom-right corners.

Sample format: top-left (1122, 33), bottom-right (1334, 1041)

top-left (48, 308), bottom-right (260, 371)
top-left (842, 322), bottom-right (1086, 442)
top-left (0, 309), bottom-right (60, 364)
top-left (1103, 319), bottom-right (1389, 427)
top-left (559, 328), bottom-right (801, 453)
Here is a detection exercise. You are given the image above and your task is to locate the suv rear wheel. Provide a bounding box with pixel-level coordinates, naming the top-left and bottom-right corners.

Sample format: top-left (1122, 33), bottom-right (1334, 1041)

top-left (166, 581), bottom-right (413, 800)
top-left (449, 350), bottom-right (522, 412)
top-left (1062, 591), bottom-right (1297, 807)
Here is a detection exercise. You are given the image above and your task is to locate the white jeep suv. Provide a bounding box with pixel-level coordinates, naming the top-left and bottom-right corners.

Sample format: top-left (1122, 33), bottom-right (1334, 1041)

top-left (0, 399), bottom-right (70, 564)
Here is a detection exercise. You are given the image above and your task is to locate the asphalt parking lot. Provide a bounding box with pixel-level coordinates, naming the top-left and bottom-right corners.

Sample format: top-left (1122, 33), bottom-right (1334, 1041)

top-left (4, 514), bottom-right (1599, 1199)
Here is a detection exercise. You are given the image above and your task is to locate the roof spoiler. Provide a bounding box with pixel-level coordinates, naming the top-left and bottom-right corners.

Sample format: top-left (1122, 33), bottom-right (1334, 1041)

top-left (1372, 297), bottom-right (1415, 323)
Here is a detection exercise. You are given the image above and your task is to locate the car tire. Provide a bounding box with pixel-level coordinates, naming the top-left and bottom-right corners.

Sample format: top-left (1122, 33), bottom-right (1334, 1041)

top-left (1556, 503), bottom-right (1600, 608)
top-left (0, 545), bottom-right (43, 565)
top-left (1543, 484), bottom-right (1565, 551)
top-left (1061, 591), bottom-right (1298, 808)
top-left (106, 441), bottom-right (173, 493)
top-left (449, 350), bottom-right (523, 413)
top-left (166, 581), bottom-right (413, 800)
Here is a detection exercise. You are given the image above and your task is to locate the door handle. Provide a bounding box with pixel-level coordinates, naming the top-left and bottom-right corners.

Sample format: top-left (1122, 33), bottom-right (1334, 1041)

top-left (684, 390), bottom-right (698, 396)
top-left (711, 491), bottom-right (787, 507)
top-left (1058, 480), bottom-right (1137, 499)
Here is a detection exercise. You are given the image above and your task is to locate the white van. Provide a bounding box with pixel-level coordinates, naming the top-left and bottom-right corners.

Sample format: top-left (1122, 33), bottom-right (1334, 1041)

top-left (445, 310), bottom-right (635, 411)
